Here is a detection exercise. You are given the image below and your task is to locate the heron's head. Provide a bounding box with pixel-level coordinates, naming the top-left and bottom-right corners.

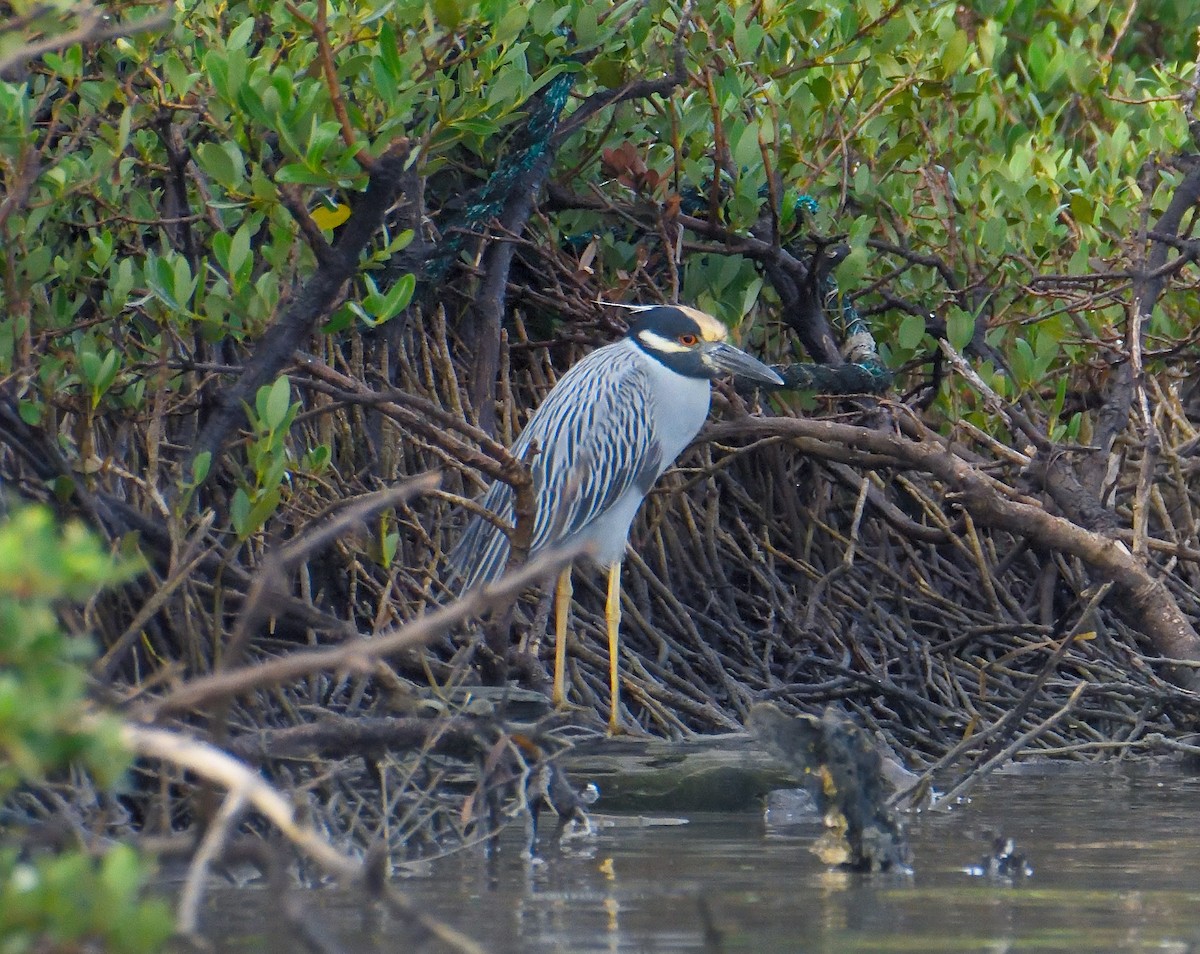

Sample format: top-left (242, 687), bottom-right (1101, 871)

top-left (625, 305), bottom-right (783, 386)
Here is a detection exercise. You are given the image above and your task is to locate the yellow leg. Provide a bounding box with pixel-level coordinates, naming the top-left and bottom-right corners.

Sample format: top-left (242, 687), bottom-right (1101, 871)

top-left (606, 561), bottom-right (623, 734)
top-left (552, 566), bottom-right (572, 708)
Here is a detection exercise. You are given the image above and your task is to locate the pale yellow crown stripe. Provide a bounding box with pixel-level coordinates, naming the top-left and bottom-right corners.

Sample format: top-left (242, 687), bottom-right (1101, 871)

top-left (601, 300), bottom-right (729, 344)
top-left (674, 306), bottom-right (728, 341)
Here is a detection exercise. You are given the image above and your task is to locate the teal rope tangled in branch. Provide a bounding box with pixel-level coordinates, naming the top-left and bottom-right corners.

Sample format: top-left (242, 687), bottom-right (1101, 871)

top-left (425, 73), bottom-right (576, 281)
top-left (793, 194), bottom-right (819, 217)
top-left (781, 194), bottom-right (892, 393)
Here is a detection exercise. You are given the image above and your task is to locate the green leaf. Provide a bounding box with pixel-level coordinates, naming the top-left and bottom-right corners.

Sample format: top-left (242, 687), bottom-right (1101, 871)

top-left (191, 451), bottom-right (211, 486)
top-left (305, 120), bottom-right (342, 166)
top-left (323, 303), bottom-right (356, 334)
top-left (246, 486), bottom-right (282, 533)
top-left (303, 444), bottom-right (330, 473)
top-left (274, 163), bottom-right (335, 186)
top-left (591, 56), bottom-right (626, 89)
top-left (196, 142), bottom-right (238, 188)
top-left (99, 844), bottom-right (141, 906)
top-left (116, 106), bottom-right (132, 153)
top-left (172, 258), bottom-right (195, 308)
top-left (203, 50), bottom-right (228, 100)
top-left (574, 5), bottom-right (598, 47)
top-left (262, 376), bottom-right (292, 432)
top-left (741, 276), bottom-right (763, 315)
top-left (1012, 336), bottom-right (1035, 384)
top-left (230, 487), bottom-right (251, 538)
top-left (732, 122), bottom-right (762, 169)
top-left (382, 273), bottom-right (416, 319)
top-left (1035, 329), bottom-right (1060, 374)
top-left (897, 313), bottom-right (928, 350)
top-left (834, 247), bottom-right (868, 290)
top-left (431, 0), bottom-right (461, 31)
top-left (228, 223), bottom-right (252, 291)
top-left (377, 22), bottom-right (403, 82)
top-left (79, 347), bottom-right (102, 384)
top-left (947, 308), bottom-right (976, 352)
top-left (940, 30), bottom-right (971, 78)
top-left (1069, 192), bottom-right (1095, 224)
top-left (17, 400), bottom-right (42, 425)
top-left (981, 214), bottom-right (1008, 254)
top-left (226, 16), bottom-right (256, 50)
top-left (383, 229), bottom-right (414, 255)
top-left (496, 5), bottom-right (529, 43)
top-left (90, 351), bottom-right (120, 407)
top-left (163, 52), bottom-right (194, 97)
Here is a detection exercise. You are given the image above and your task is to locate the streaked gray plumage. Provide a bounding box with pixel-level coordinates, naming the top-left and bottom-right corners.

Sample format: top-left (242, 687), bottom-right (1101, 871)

top-left (450, 304), bottom-right (782, 731)
top-left (452, 336), bottom-right (676, 586)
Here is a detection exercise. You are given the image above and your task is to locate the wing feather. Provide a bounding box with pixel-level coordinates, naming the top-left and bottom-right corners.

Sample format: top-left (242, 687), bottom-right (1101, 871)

top-left (449, 340), bottom-right (661, 589)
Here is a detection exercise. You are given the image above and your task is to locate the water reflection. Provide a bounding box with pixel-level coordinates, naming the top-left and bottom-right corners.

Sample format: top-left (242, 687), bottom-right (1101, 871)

top-left (203, 767), bottom-right (1200, 953)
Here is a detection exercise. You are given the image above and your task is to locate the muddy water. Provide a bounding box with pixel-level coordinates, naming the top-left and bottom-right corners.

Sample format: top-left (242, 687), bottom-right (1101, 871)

top-left (203, 766), bottom-right (1200, 953)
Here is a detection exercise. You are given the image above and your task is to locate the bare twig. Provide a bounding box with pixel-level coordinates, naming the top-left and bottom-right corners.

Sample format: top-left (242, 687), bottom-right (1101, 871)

top-left (705, 413), bottom-right (1200, 683)
top-left (0, 7), bottom-right (171, 76)
top-left (935, 682), bottom-right (1088, 805)
top-left (140, 540), bottom-right (587, 718)
top-left (122, 722), bottom-right (486, 954)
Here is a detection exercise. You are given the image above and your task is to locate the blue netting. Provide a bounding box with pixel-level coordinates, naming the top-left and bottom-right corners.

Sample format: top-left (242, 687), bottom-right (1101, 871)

top-left (425, 73), bottom-right (576, 280)
top-left (790, 194), bottom-right (892, 392)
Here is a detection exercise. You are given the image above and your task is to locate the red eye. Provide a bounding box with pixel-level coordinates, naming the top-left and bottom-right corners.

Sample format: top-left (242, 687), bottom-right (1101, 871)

top-left (679, 333), bottom-right (698, 346)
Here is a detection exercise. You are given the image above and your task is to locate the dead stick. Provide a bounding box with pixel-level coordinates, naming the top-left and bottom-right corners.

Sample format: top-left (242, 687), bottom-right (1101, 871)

top-left (140, 540), bottom-right (587, 718)
top-left (121, 722), bottom-right (485, 954)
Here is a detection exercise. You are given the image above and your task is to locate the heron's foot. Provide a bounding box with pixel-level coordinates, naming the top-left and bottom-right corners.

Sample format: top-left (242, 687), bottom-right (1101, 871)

top-left (550, 693), bottom-right (588, 714)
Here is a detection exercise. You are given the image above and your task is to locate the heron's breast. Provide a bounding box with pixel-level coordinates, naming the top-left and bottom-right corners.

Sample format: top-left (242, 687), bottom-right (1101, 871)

top-left (646, 362), bottom-right (712, 465)
top-left (587, 365), bottom-right (711, 566)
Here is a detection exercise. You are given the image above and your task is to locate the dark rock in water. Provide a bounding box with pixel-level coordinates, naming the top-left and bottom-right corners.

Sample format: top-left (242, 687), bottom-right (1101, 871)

top-left (749, 703), bottom-right (911, 873)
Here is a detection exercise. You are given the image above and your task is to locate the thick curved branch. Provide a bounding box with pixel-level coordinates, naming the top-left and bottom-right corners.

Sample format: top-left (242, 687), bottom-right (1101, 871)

top-left (123, 722), bottom-right (485, 954)
top-left (705, 414), bottom-right (1200, 685)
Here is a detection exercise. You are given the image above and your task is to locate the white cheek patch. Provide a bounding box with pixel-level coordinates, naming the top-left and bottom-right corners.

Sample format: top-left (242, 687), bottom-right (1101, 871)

top-left (637, 330), bottom-right (692, 354)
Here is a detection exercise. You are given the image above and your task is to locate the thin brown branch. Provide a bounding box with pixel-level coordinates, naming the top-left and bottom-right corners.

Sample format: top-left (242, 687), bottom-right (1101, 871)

top-left (704, 413), bottom-right (1200, 683)
top-left (311, 0), bottom-right (374, 170)
top-left (138, 540), bottom-right (586, 719)
top-left (122, 722), bottom-right (485, 954)
top-left (0, 7), bottom-right (171, 76)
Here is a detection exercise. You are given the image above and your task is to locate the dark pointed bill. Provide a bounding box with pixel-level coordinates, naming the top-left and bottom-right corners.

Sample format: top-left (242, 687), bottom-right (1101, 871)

top-left (700, 341), bottom-right (784, 386)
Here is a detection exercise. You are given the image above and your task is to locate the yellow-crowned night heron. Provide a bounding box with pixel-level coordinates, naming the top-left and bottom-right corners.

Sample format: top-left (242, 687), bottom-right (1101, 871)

top-left (451, 304), bottom-right (782, 732)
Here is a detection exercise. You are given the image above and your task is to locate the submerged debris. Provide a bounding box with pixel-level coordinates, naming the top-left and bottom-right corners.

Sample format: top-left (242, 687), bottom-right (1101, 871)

top-left (515, 733), bottom-right (597, 853)
top-left (965, 834), bottom-right (1034, 880)
top-left (750, 703), bottom-right (911, 872)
